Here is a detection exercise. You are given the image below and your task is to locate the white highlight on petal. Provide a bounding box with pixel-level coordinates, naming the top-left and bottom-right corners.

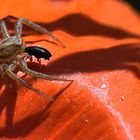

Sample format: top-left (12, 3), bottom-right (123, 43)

top-left (66, 72), bottom-right (134, 140)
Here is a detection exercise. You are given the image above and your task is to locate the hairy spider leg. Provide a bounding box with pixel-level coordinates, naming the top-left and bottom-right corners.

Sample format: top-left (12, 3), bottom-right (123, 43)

top-left (14, 18), bottom-right (65, 47)
top-left (0, 64), bottom-right (8, 78)
top-left (18, 56), bottom-right (72, 81)
top-left (0, 64), bottom-right (12, 87)
top-left (5, 62), bottom-right (53, 100)
top-left (0, 20), bottom-right (10, 38)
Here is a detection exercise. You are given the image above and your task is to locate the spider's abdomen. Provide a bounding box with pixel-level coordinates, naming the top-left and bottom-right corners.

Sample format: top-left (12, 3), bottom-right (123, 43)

top-left (25, 46), bottom-right (52, 60)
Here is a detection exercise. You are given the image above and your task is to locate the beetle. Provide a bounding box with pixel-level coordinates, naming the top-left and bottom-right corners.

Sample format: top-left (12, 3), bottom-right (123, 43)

top-left (0, 16), bottom-right (70, 100)
top-left (25, 46), bottom-right (52, 62)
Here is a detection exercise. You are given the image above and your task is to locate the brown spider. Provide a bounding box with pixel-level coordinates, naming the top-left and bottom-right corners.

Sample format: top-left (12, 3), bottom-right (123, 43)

top-left (0, 16), bottom-right (69, 100)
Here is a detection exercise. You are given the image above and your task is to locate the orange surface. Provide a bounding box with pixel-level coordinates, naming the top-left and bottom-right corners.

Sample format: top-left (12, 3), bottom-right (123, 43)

top-left (0, 0), bottom-right (140, 140)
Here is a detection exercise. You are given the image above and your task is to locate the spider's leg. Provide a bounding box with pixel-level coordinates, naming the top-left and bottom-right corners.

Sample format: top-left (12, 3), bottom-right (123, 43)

top-left (14, 18), bottom-right (65, 47)
top-left (0, 64), bottom-right (7, 78)
top-left (0, 64), bottom-right (10, 86)
top-left (5, 62), bottom-right (53, 99)
top-left (1, 15), bottom-right (17, 22)
top-left (19, 57), bottom-right (72, 81)
top-left (0, 20), bottom-right (10, 38)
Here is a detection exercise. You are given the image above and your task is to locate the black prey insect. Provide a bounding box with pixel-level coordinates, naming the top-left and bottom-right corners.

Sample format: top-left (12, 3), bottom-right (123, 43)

top-left (0, 16), bottom-right (69, 100)
top-left (25, 46), bottom-right (52, 62)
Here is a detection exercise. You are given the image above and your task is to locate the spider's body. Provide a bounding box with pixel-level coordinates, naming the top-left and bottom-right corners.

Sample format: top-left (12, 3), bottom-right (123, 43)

top-left (0, 36), bottom-right (24, 63)
top-left (0, 16), bottom-right (68, 100)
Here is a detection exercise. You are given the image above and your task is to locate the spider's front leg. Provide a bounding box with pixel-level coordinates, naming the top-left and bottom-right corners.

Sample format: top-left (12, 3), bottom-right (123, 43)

top-left (0, 64), bottom-right (7, 79)
top-left (18, 56), bottom-right (72, 82)
top-left (14, 18), bottom-right (65, 47)
top-left (5, 62), bottom-right (53, 100)
top-left (0, 20), bottom-right (10, 38)
top-left (0, 64), bottom-right (11, 86)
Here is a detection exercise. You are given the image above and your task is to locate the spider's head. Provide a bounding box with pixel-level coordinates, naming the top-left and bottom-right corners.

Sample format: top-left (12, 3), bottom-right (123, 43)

top-left (0, 36), bottom-right (22, 46)
top-left (0, 36), bottom-right (24, 59)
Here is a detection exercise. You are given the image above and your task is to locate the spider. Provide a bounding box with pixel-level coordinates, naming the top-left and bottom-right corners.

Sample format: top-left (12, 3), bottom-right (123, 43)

top-left (0, 16), bottom-right (69, 100)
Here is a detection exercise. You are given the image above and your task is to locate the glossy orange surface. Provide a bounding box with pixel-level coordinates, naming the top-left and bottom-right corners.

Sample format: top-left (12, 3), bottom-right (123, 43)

top-left (0, 0), bottom-right (140, 139)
